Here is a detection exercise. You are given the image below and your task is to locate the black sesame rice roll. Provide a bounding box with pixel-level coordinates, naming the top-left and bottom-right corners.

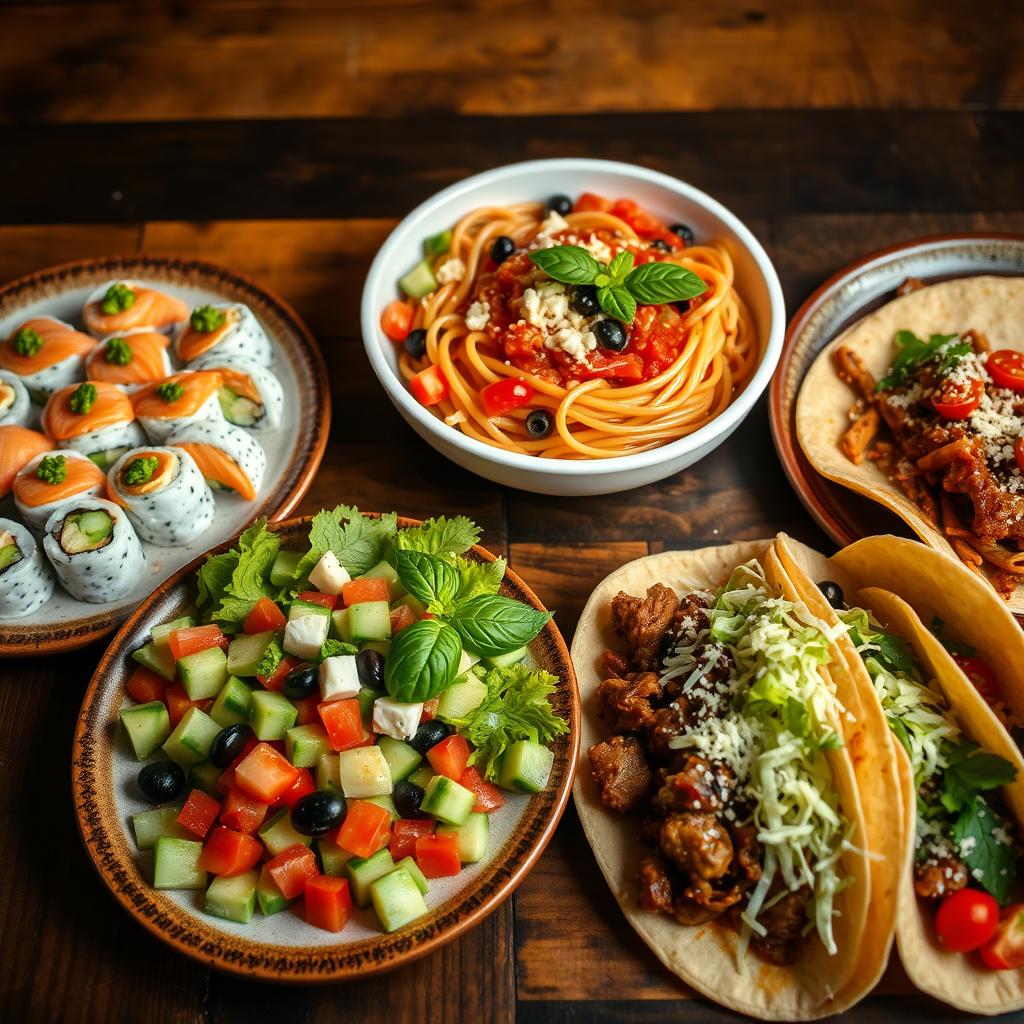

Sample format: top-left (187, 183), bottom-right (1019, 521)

top-left (0, 517), bottom-right (54, 617)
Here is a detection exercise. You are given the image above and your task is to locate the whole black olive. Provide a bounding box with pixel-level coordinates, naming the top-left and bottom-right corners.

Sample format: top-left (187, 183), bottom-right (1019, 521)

top-left (393, 780), bottom-right (427, 819)
top-left (670, 223), bottom-right (695, 247)
top-left (283, 663), bottom-right (319, 701)
top-left (595, 319), bottom-right (628, 352)
top-left (405, 328), bottom-right (427, 359)
top-left (817, 580), bottom-right (845, 609)
top-left (571, 285), bottom-right (600, 317)
top-left (137, 760), bottom-right (186, 804)
top-left (650, 238), bottom-right (672, 253)
top-left (546, 194), bottom-right (572, 216)
top-left (409, 718), bottom-right (450, 755)
top-left (525, 409), bottom-right (553, 439)
top-left (209, 723), bottom-right (250, 769)
top-left (356, 648), bottom-right (385, 689)
top-left (291, 790), bottom-right (347, 837)
top-left (490, 235), bottom-right (515, 264)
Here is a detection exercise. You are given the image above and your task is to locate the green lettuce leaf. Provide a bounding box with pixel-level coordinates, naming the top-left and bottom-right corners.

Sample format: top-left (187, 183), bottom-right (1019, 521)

top-left (394, 515), bottom-right (480, 559)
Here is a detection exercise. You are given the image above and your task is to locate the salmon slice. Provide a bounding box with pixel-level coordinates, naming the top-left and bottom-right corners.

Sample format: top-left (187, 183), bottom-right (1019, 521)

top-left (85, 330), bottom-right (170, 386)
top-left (115, 449), bottom-right (176, 495)
top-left (176, 307), bottom-right (240, 362)
top-left (215, 366), bottom-right (262, 403)
top-left (0, 317), bottom-right (95, 374)
top-left (0, 425), bottom-right (51, 497)
top-left (83, 283), bottom-right (188, 337)
top-left (42, 381), bottom-right (136, 441)
top-left (176, 442), bottom-right (256, 500)
top-left (132, 371), bottom-right (222, 420)
top-left (14, 452), bottom-right (106, 507)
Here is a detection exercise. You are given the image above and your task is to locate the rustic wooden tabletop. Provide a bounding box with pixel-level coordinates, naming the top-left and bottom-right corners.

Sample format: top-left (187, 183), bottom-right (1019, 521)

top-left (2, 2), bottom-right (1023, 1021)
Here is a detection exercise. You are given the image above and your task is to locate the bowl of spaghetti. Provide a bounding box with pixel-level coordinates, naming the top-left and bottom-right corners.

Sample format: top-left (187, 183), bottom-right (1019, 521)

top-left (361, 159), bottom-right (784, 495)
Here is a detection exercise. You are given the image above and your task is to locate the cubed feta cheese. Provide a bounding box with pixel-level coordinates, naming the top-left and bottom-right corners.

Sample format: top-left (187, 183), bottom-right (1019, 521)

top-left (372, 697), bottom-right (424, 741)
top-left (457, 649), bottom-right (480, 676)
top-left (319, 654), bottom-right (361, 701)
top-left (308, 550), bottom-right (351, 596)
top-left (338, 745), bottom-right (392, 798)
top-left (283, 614), bottom-right (329, 660)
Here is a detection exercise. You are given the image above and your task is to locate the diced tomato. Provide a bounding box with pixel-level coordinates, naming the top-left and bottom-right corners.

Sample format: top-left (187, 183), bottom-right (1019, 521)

top-left (420, 697), bottom-right (439, 722)
top-left (390, 604), bottom-right (418, 634)
top-left (275, 767), bottom-right (316, 809)
top-left (609, 198), bottom-right (676, 246)
top-left (267, 844), bottom-right (319, 900)
top-left (389, 819), bottom-right (435, 861)
top-left (480, 378), bottom-right (534, 418)
top-left (176, 789), bottom-right (221, 839)
top-left (459, 766), bottom-right (505, 813)
top-left (216, 734), bottom-right (259, 794)
top-left (1016, 437), bottom-right (1024, 475)
top-left (200, 826), bottom-right (262, 877)
top-left (258, 653), bottom-right (302, 691)
top-left (381, 300), bottom-right (415, 343)
top-left (414, 833), bottom-right (461, 878)
top-left (293, 695), bottom-right (320, 727)
top-left (342, 577), bottom-right (389, 607)
top-left (298, 590), bottom-right (338, 611)
top-left (427, 734), bottom-right (471, 780)
top-left (351, 726), bottom-right (377, 749)
top-left (986, 349), bottom-right (1024, 392)
top-left (952, 654), bottom-right (1003, 709)
top-left (318, 698), bottom-right (365, 751)
top-left (409, 364), bottom-right (448, 407)
top-left (935, 888), bottom-right (999, 952)
top-left (167, 623), bottom-right (228, 662)
top-left (932, 375), bottom-right (984, 419)
top-left (125, 665), bottom-right (167, 705)
top-left (574, 192), bottom-right (613, 213)
top-left (335, 800), bottom-right (391, 858)
top-left (220, 786), bottom-right (270, 834)
top-left (581, 352), bottom-right (644, 381)
top-left (164, 682), bottom-right (213, 728)
top-left (305, 875), bottom-right (354, 932)
top-left (233, 742), bottom-right (300, 803)
top-left (980, 904), bottom-right (1024, 970)
top-left (243, 597), bottom-right (287, 635)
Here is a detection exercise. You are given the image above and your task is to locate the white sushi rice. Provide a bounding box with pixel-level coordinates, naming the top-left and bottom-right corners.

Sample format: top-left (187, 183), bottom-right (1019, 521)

top-left (61, 419), bottom-right (148, 463)
top-left (108, 446), bottom-right (215, 547)
top-left (0, 370), bottom-right (31, 427)
top-left (43, 497), bottom-right (145, 603)
top-left (175, 303), bottom-right (273, 368)
top-left (166, 419), bottom-right (266, 497)
top-left (137, 378), bottom-right (225, 443)
top-left (14, 450), bottom-right (107, 531)
top-left (0, 517), bottom-right (54, 617)
top-left (9, 315), bottom-right (90, 402)
top-left (190, 351), bottom-right (284, 431)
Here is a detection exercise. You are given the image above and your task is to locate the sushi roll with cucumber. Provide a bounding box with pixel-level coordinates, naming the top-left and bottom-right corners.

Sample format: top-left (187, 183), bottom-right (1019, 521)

top-left (83, 281), bottom-right (189, 339)
top-left (85, 329), bottom-right (173, 389)
top-left (43, 497), bottom-right (145, 603)
top-left (0, 425), bottom-right (52, 499)
top-left (0, 518), bottom-right (54, 618)
top-left (174, 302), bottom-right (273, 369)
top-left (42, 380), bottom-right (147, 471)
top-left (0, 316), bottom-right (96, 403)
top-left (0, 370), bottom-right (31, 427)
top-left (166, 419), bottom-right (266, 501)
top-left (131, 371), bottom-right (224, 443)
top-left (13, 451), bottom-right (107, 530)
top-left (108, 446), bottom-right (215, 546)
top-left (189, 352), bottom-right (284, 431)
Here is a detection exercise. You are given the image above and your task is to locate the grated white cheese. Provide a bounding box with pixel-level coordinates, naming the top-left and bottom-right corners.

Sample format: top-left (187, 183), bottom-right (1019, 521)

top-left (520, 281), bottom-right (599, 362)
top-left (465, 299), bottom-right (491, 331)
top-left (435, 257), bottom-right (465, 284)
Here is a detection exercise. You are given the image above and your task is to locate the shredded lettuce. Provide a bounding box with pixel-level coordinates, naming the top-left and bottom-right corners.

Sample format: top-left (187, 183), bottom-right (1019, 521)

top-left (197, 519), bottom-right (279, 632)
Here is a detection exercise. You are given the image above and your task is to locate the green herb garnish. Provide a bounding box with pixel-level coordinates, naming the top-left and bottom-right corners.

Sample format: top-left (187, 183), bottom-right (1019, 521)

top-left (36, 454), bottom-right (67, 484)
top-left (68, 382), bottom-right (97, 414)
top-left (320, 639), bottom-right (358, 662)
top-left (255, 634), bottom-right (284, 679)
top-left (384, 619), bottom-right (463, 703)
top-left (13, 327), bottom-right (43, 357)
top-left (156, 381), bottom-right (185, 403)
top-left (876, 330), bottom-right (970, 392)
top-left (122, 456), bottom-right (159, 486)
top-left (394, 514), bottom-right (481, 559)
top-left (290, 504), bottom-right (399, 589)
top-left (100, 283), bottom-right (136, 315)
top-left (104, 336), bottom-right (133, 366)
top-left (190, 305), bottom-right (227, 333)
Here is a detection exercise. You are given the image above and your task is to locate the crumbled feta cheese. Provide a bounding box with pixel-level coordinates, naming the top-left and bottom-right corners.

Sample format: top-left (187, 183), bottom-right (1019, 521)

top-left (372, 697), bottom-right (424, 741)
top-left (579, 235), bottom-right (613, 263)
top-left (308, 550), bottom-right (351, 596)
top-left (536, 211), bottom-right (569, 240)
top-left (319, 654), bottom-right (361, 702)
top-left (283, 614), bottom-right (329, 660)
top-left (520, 281), bottom-right (599, 363)
top-left (436, 257), bottom-right (465, 284)
top-left (465, 299), bottom-right (491, 331)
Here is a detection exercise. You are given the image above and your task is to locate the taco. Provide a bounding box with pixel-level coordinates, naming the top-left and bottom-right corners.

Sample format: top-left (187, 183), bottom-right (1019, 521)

top-left (571, 540), bottom-right (901, 1020)
top-left (776, 533), bottom-right (1024, 1014)
top-left (795, 275), bottom-right (1024, 612)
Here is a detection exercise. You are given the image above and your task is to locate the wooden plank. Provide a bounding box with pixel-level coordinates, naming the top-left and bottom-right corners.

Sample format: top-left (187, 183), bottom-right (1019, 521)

top-left (1, 0), bottom-right (1020, 123)
top-left (0, 224), bottom-right (141, 283)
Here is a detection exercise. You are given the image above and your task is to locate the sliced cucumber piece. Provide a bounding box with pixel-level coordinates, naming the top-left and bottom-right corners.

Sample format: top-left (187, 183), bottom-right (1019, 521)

top-left (420, 775), bottom-right (475, 825)
top-left (249, 690), bottom-right (297, 740)
top-left (316, 752), bottom-right (341, 791)
top-left (132, 640), bottom-right (176, 682)
top-left (285, 723), bottom-right (331, 768)
top-left (288, 599), bottom-right (332, 623)
top-left (219, 387), bottom-right (262, 428)
top-left (121, 700), bottom-right (172, 760)
top-left (132, 805), bottom-right (187, 849)
top-left (485, 645), bottom-right (529, 669)
top-left (390, 593), bottom-right (426, 617)
top-left (424, 229), bottom-right (452, 256)
top-left (87, 447), bottom-right (129, 472)
top-left (0, 543), bottom-right (20, 572)
top-left (436, 675), bottom-right (487, 721)
top-left (256, 863), bottom-right (292, 916)
top-left (210, 676), bottom-right (253, 728)
top-left (406, 764), bottom-right (435, 790)
top-left (153, 836), bottom-right (207, 889)
top-left (356, 686), bottom-right (384, 727)
top-left (358, 559), bottom-right (405, 600)
top-left (345, 848), bottom-right (395, 908)
top-left (162, 706), bottom-right (221, 766)
top-left (258, 808), bottom-right (312, 856)
top-left (370, 867), bottom-right (428, 932)
top-left (227, 630), bottom-right (276, 678)
top-left (205, 870), bottom-right (258, 924)
top-left (399, 259), bottom-right (438, 299)
top-left (177, 645), bottom-right (229, 701)
top-left (330, 607), bottom-right (352, 643)
top-left (152, 615), bottom-right (194, 649)
top-left (189, 760), bottom-right (221, 797)
top-left (377, 736), bottom-right (422, 783)
top-left (348, 601), bottom-right (391, 643)
top-left (270, 550), bottom-right (302, 588)
top-left (497, 739), bottom-right (553, 794)
top-left (317, 837), bottom-right (355, 877)
top-left (437, 812), bottom-right (489, 863)
top-left (395, 855), bottom-right (429, 895)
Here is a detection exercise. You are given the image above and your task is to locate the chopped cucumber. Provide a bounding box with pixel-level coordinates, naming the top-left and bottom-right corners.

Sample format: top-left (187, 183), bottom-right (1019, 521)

top-left (152, 616), bottom-right (194, 649)
top-left (330, 608), bottom-right (351, 643)
top-left (424, 229), bottom-right (452, 256)
top-left (370, 867), bottom-right (427, 932)
top-left (177, 645), bottom-right (229, 700)
top-left (288, 599), bottom-right (332, 622)
top-left (132, 805), bottom-right (187, 849)
top-left (399, 259), bottom-right (438, 300)
top-left (348, 601), bottom-right (391, 643)
top-left (256, 863), bottom-right (292, 916)
top-left (120, 700), bottom-right (171, 760)
top-left (497, 739), bottom-right (553, 794)
top-left (345, 848), bottom-right (395, 908)
top-left (62, 509), bottom-right (113, 553)
top-left (189, 760), bottom-right (221, 797)
top-left (317, 837), bottom-right (355, 876)
top-left (420, 775), bottom-right (475, 825)
top-left (338, 745), bottom-right (392, 798)
top-left (227, 630), bottom-right (276, 677)
top-left (356, 686), bottom-right (384, 726)
top-left (436, 675), bottom-right (487, 720)
top-left (270, 550), bottom-right (302, 588)
top-left (132, 640), bottom-right (176, 682)
top-left (162, 706), bottom-right (221, 766)
top-left (205, 870), bottom-right (258, 924)
top-left (390, 593), bottom-right (426, 617)
top-left (249, 690), bottom-right (297, 740)
top-left (153, 836), bottom-right (207, 889)
top-left (0, 544), bottom-right (20, 572)
top-left (86, 447), bottom-right (128, 472)
top-left (219, 388), bottom-right (262, 428)
top-left (258, 808), bottom-right (312, 856)
top-left (437, 812), bottom-right (489, 863)
top-left (316, 752), bottom-right (341, 790)
top-left (406, 764), bottom-right (435, 790)
top-left (285, 723), bottom-right (331, 768)
top-left (485, 645), bottom-right (528, 669)
top-left (377, 736), bottom-right (422, 783)
top-left (210, 676), bottom-right (253, 728)
top-left (364, 794), bottom-right (399, 822)
top-left (395, 855), bottom-right (429, 895)
top-left (358, 559), bottom-right (405, 600)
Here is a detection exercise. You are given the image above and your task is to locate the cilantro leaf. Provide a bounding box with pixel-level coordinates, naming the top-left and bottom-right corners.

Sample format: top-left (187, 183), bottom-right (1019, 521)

top-left (394, 515), bottom-right (480, 559)
top-left (877, 330), bottom-right (962, 391)
top-left (209, 519), bottom-right (280, 631)
top-left (293, 505), bottom-right (398, 585)
top-left (255, 634), bottom-right (283, 679)
top-left (320, 638), bottom-right (358, 661)
top-left (953, 796), bottom-right (1017, 904)
top-left (454, 556), bottom-right (506, 601)
top-left (862, 629), bottom-right (915, 676)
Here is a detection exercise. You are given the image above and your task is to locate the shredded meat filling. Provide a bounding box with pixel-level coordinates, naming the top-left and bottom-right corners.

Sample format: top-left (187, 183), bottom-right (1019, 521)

top-left (914, 856), bottom-right (968, 900)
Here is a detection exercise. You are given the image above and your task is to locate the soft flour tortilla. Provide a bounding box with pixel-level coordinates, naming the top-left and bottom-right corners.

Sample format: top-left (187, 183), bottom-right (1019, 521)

top-left (795, 275), bottom-right (1024, 613)
top-left (571, 541), bottom-right (880, 1020)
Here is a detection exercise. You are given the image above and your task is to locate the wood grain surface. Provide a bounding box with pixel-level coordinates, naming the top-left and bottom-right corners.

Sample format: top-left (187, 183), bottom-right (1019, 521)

top-left (2, 2), bottom-right (1023, 1021)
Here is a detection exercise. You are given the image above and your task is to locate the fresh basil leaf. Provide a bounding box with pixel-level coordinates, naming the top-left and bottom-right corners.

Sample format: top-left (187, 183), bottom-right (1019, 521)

top-left (625, 262), bottom-right (707, 305)
top-left (384, 619), bottom-right (463, 702)
top-left (396, 549), bottom-right (461, 610)
top-left (607, 250), bottom-right (634, 282)
top-left (528, 246), bottom-right (601, 285)
top-left (449, 594), bottom-right (552, 658)
top-left (597, 283), bottom-right (637, 324)
top-left (953, 796), bottom-right (1016, 904)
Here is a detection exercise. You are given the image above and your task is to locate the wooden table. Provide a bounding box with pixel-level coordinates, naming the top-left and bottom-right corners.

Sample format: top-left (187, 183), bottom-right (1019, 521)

top-left (2, 3), bottom-right (1023, 1021)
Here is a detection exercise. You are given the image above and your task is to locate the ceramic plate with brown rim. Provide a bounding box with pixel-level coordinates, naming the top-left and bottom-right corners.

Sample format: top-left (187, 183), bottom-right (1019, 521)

top-left (0, 255), bottom-right (330, 657)
top-left (72, 513), bottom-right (579, 981)
top-left (771, 234), bottom-right (1024, 555)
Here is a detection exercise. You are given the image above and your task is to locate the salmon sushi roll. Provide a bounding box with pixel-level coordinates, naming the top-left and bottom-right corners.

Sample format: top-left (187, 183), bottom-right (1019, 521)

top-left (166, 420), bottom-right (266, 501)
top-left (107, 446), bottom-right (215, 546)
top-left (0, 316), bottom-right (96, 402)
top-left (42, 381), bottom-right (146, 471)
top-left (13, 451), bottom-right (107, 531)
top-left (131, 370), bottom-right (224, 443)
top-left (0, 425), bottom-right (52, 498)
top-left (0, 518), bottom-right (54, 618)
top-left (0, 371), bottom-right (31, 427)
top-left (190, 352), bottom-right (284, 431)
top-left (85, 329), bottom-right (173, 389)
top-left (43, 497), bottom-right (145, 604)
top-left (83, 281), bottom-right (189, 339)
top-left (175, 302), bottom-right (273, 368)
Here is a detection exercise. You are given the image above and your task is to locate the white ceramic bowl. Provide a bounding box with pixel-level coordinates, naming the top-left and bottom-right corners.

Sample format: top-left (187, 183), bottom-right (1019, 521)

top-left (361, 158), bottom-right (785, 496)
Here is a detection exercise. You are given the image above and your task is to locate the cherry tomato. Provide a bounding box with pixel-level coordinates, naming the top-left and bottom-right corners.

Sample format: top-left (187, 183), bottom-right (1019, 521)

top-left (409, 364), bottom-right (448, 407)
top-left (380, 301), bottom-right (414, 343)
top-left (953, 653), bottom-right (1004, 708)
top-left (980, 905), bottom-right (1024, 970)
top-left (1015, 436), bottom-right (1024, 474)
top-left (480, 378), bottom-right (534, 418)
top-left (986, 349), bottom-right (1024, 392)
top-left (932, 376), bottom-right (984, 420)
top-left (573, 192), bottom-right (613, 213)
top-left (935, 888), bottom-right (1000, 953)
